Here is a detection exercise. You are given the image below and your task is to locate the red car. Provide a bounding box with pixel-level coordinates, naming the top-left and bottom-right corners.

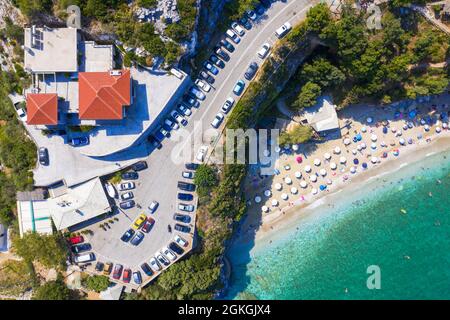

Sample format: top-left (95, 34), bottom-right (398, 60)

top-left (141, 217), bottom-right (155, 233)
top-left (112, 264), bottom-right (123, 280)
top-left (68, 235), bottom-right (84, 245)
top-left (122, 268), bottom-right (131, 283)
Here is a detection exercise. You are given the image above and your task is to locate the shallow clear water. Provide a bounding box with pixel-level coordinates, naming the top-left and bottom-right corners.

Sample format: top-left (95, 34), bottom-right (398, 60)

top-left (225, 149), bottom-right (450, 300)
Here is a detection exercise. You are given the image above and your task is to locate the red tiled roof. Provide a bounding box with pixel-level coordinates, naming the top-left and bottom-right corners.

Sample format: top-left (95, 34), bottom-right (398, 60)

top-left (78, 70), bottom-right (131, 120)
top-left (26, 93), bottom-right (58, 125)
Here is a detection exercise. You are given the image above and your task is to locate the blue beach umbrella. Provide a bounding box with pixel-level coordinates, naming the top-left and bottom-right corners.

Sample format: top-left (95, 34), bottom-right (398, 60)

top-left (319, 185), bottom-right (327, 191)
top-left (356, 133), bottom-right (362, 141)
top-left (353, 158), bottom-right (359, 165)
top-left (362, 163), bottom-right (368, 169)
top-left (382, 127), bottom-right (388, 134)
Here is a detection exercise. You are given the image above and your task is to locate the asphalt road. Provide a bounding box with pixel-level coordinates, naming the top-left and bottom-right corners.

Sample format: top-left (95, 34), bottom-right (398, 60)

top-left (88, 0), bottom-right (317, 284)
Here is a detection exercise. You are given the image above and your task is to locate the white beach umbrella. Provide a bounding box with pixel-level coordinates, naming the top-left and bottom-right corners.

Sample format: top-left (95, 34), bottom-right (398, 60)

top-left (314, 158), bottom-right (321, 166)
top-left (319, 169), bottom-right (327, 176)
top-left (403, 124), bottom-right (408, 131)
top-left (420, 119), bottom-right (426, 125)
top-left (300, 180), bottom-right (307, 188)
top-left (436, 127), bottom-right (442, 133)
top-left (442, 123), bottom-right (448, 129)
top-left (311, 188), bottom-right (318, 195)
top-left (357, 144), bottom-right (362, 151)
top-left (361, 143), bottom-right (367, 149)
top-left (371, 142), bottom-right (377, 149)
top-left (295, 171), bottom-right (302, 179)
top-left (344, 138), bottom-right (351, 145)
top-left (399, 138), bottom-right (405, 145)
top-left (381, 141), bottom-right (387, 147)
top-left (292, 144), bottom-right (299, 151)
top-left (290, 187), bottom-right (298, 194)
top-left (334, 146), bottom-right (341, 154)
top-left (361, 127), bottom-right (367, 133)
top-left (284, 164), bottom-right (291, 170)
top-left (284, 177), bottom-right (292, 185)
top-left (310, 175), bottom-right (317, 182)
top-left (351, 149), bottom-right (357, 155)
top-left (262, 206), bottom-right (269, 213)
top-left (350, 166), bottom-right (356, 174)
top-left (371, 157), bottom-right (378, 164)
top-left (330, 162), bottom-right (337, 170)
top-left (371, 134), bottom-right (377, 142)
top-left (271, 199), bottom-right (279, 207)
top-left (340, 156), bottom-right (347, 164)
top-left (281, 193), bottom-right (288, 200)
top-left (304, 165), bottom-right (312, 173)
top-left (275, 183), bottom-right (282, 191)
top-left (254, 196), bottom-right (262, 203)
top-left (391, 127), bottom-right (397, 133)
top-left (367, 117), bottom-right (373, 123)
top-left (264, 190), bottom-right (271, 197)
top-left (275, 146), bottom-right (281, 153)
top-left (326, 179), bottom-right (332, 185)
top-left (424, 124), bottom-right (430, 132)
top-left (324, 152), bottom-right (331, 160)
top-left (396, 130), bottom-right (403, 137)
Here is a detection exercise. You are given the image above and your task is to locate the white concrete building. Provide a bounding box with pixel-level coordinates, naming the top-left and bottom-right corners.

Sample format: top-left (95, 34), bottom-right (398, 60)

top-left (301, 96), bottom-right (340, 132)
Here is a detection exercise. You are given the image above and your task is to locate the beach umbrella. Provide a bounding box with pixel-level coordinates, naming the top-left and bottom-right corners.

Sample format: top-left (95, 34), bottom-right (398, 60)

top-left (393, 149), bottom-right (400, 156)
top-left (310, 175), bottom-right (317, 182)
top-left (367, 117), bottom-right (373, 124)
top-left (326, 179), bottom-right (332, 185)
top-left (254, 196), bottom-right (262, 203)
top-left (334, 146), bottom-right (341, 154)
top-left (382, 152), bottom-right (388, 158)
top-left (284, 144), bottom-right (291, 150)
top-left (381, 141), bottom-right (387, 147)
top-left (300, 181), bottom-right (307, 188)
top-left (311, 188), bottom-right (318, 195)
top-left (424, 125), bottom-right (430, 132)
top-left (371, 157), bottom-right (378, 164)
top-left (350, 167), bottom-right (356, 174)
top-left (314, 158), bottom-right (321, 166)
top-left (399, 138), bottom-right (405, 145)
top-left (275, 183), bottom-right (282, 191)
top-left (351, 149), bottom-right (357, 155)
top-left (420, 119), bottom-right (426, 125)
top-left (361, 143), bottom-right (367, 149)
top-left (292, 144), bottom-right (299, 151)
top-left (407, 138), bottom-right (413, 144)
top-left (371, 142), bottom-right (377, 149)
top-left (343, 175), bottom-right (349, 181)
top-left (390, 140), bottom-right (396, 146)
top-left (436, 127), bottom-right (442, 133)
top-left (417, 133), bottom-right (423, 140)
top-left (330, 162), bottom-right (337, 170)
top-left (382, 126), bottom-right (388, 134)
top-left (263, 149), bottom-right (270, 157)
top-left (403, 124), bottom-right (408, 131)
top-left (340, 156), bottom-right (347, 164)
top-left (353, 158), bottom-right (359, 165)
top-left (262, 206), bottom-right (269, 213)
top-left (396, 130), bottom-right (402, 137)
top-left (281, 193), bottom-right (288, 200)
top-left (264, 190), bottom-right (271, 197)
top-left (319, 169), bottom-right (327, 176)
top-left (284, 177), bottom-right (292, 185)
top-left (344, 138), bottom-right (351, 145)
top-left (319, 185), bottom-right (327, 191)
top-left (271, 199), bottom-right (279, 207)
top-left (295, 171), bottom-right (302, 179)
top-left (304, 165), bottom-right (312, 173)
top-left (295, 156), bottom-right (303, 163)
top-left (443, 123), bottom-right (448, 129)
top-left (275, 146), bottom-right (281, 153)
top-left (324, 152), bottom-right (331, 160)
top-left (290, 187), bottom-right (298, 194)
top-left (357, 144), bottom-right (362, 151)
top-left (391, 127), bottom-right (397, 133)
top-left (362, 162), bottom-right (368, 169)
top-left (407, 122), bottom-right (414, 129)
top-left (371, 134), bottom-right (377, 142)
top-left (284, 164), bottom-right (291, 170)
top-left (361, 127), bottom-right (367, 133)
top-left (356, 133), bottom-right (362, 141)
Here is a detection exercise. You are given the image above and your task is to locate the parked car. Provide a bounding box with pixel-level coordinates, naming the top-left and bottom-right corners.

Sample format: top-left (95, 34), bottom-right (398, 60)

top-left (275, 22), bottom-right (292, 38)
top-left (121, 171), bottom-right (138, 180)
top-left (148, 201), bottom-right (159, 214)
top-left (182, 171), bottom-right (195, 179)
top-left (131, 161), bottom-right (148, 171)
top-left (246, 10), bottom-right (257, 21)
top-left (141, 217), bottom-right (155, 233)
top-left (257, 43), bottom-right (271, 59)
top-left (103, 262), bottom-right (113, 275)
top-left (162, 247), bottom-right (177, 261)
top-left (174, 223), bottom-right (191, 233)
top-left (255, 4), bottom-right (265, 15)
top-left (231, 22), bottom-right (245, 36)
top-left (133, 271), bottom-right (142, 284)
top-left (239, 16), bottom-right (252, 30)
top-left (71, 243), bottom-right (92, 254)
top-left (169, 241), bottom-right (184, 255)
top-left (173, 213), bottom-right (191, 223)
top-left (170, 110), bottom-right (188, 126)
top-left (38, 147), bottom-right (49, 165)
top-left (221, 97), bottom-right (235, 114)
top-left (132, 214), bottom-right (147, 230)
top-left (214, 47), bottom-right (230, 61)
top-left (174, 234), bottom-right (188, 247)
top-left (120, 199), bottom-right (135, 209)
top-left (209, 55), bottom-right (225, 69)
top-left (120, 191), bottom-right (134, 201)
top-left (130, 231), bottom-right (145, 246)
top-left (148, 135), bottom-right (162, 149)
top-left (95, 262), bottom-right (104, 272)
top-left (149, 257), bottom-right (162, 271)
top-left (233, 80), bottom-right (245, 95)
top-left (141, 263), bottom-right (154, 277)
top-left (112, 264), bottom-right (123, 280)
top-left (211, 112), bottom-right (225, 128)
top-left (226, 29), bottom-right (241, 44)
top-left (196, 145), bottom-right (209, 162)
top-left (178, 203), bottom-right (195, 212)
top-left (178, 181), bottom-right (196, 192)
top-left (122, 268), bottom-right (131, 283)
top-left (203, 61), bottom-right (219, 75)
top-left (154, 130), bottom-right (165, 142)
top-left (189, 86), bottom-right (206, 100)
top-left (69, 136), bottom-right (89, 147)
top-left (183, 95), bottom-right (200, 108)
top-left (105, 183), bottom-right (117, 199)
top-left (74, 253), bottom-right (95, 264)
top-left (220, 39), bottom-right (235, 52)
top-left (165, 118), bottom-right (179, 130)
top-left (195, 79), bottom-right (211, 92)
top-left (157, 125), bottom-right (170, 138)
top-left (260, 0), bottom-right (271, 9)
top-left (68, 235), bottom-right (84, 245)
top-left (244, 62), bottom-right (259, 80)
top-left (199, 70), bottom-right (215, 84)
top-left (16, 107), bottom-right (27, 122)
top-left (178, 193), bottom-right (194, 201)
top-left (121, 228), bottom-right (135, 242)
top-left (118, 182), bottom-right (135, 191)
top-left (156, 253), bottom-right (170, 267)
top-left (177, 104), bottom-right (192, 116)
top-left (185, 163), bottom-right (199, 170)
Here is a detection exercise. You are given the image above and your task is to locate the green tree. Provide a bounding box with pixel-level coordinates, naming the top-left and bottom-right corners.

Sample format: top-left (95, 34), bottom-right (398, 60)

top-left (14, 0), bottom-right (53, 17)
top-left (300, 58), bottom-right (345, 89)
top-left (292, 81), bottom-right (321, 109)
top-left (32, 278), bottom-right (71, 300)
top-left (194, 165), bottom-right (218, 198)
top-left (305, 2), bottom-right (333, 39)
top-left (279, 125), bottom-right (313, 145)
top-left (82, 275), bottom-right (110, 292)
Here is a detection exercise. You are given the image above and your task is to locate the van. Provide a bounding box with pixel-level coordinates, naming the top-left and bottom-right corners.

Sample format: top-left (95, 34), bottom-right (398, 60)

top-left (74, 252), bottom-right (95, 264)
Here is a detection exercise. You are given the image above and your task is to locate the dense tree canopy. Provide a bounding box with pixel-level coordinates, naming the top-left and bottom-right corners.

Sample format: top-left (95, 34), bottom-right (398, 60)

top-left (279, 125), bottom-right (314, 146)
top-left (32, 278), bottom-right (72, 300)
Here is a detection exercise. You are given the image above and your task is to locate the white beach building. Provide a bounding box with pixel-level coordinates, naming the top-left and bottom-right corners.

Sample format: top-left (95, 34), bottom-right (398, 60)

top-left (300, 96), bottom-right (340, 133)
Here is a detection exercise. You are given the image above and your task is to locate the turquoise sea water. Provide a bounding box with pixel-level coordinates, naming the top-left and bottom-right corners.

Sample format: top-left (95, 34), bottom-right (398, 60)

top-left (225, 149), bottom-right (450, 300)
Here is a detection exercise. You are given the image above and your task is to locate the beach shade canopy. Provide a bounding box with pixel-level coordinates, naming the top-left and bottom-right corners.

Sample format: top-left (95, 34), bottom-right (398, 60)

top-left (371, 134), bottom-right (377, 142)
top-left (295, 171), bottom-right (302, 179)
top-left (367, 117), bottom-right (373, 123)
top-left (396, 130), bottom-right (402, 136)
top-left (381, 141), bottom-right (387, 147)
top-left (324, 152), bottom-right (331, 160)
top-left (357, 144), bottom-right (362, 151)
top-left (264, 190), bottom-right (272, 197)
top-left (310, 175), bottom-right (317, 182)
top-left (281, 193), bottom-right (288, 200)
top-left (262, 206), bottom-right (269, 213)
top-left (311, 188), bottom-right (318, 195)
top-left (275, 183), bottom-right (282, 191)
top-left (284, 164), bottom-right (291, 170)
top-left (327, 179), bottom-right (333, 185)
top-left (295, 156), bottom-right (303, 163)
top-left (382, 126), bottom-right (388, 134)
top-left (350, 166), bottom-right (356, 174)
top-left (284, 144), bottom-right (291, 150)
top-left (319, 169), bottom-right (327, 176)
top-left (263, 149), bottom-right (270, 157)
top-left (290, 187), bottom-right (298, 194)
top-left (436, 127), bottom-right (442, 133)
top-left (420, 119), bottom-right (426, 125)
top-left (356, 134), bottom-right (362, 141)
top-left (391, 127), bottom-right (397, 133)
top-left (275, 146), bottom-right (281, 153)
top-left (417, 133), bottom-right (423, 139)
top-left (334, 146), bottom-right (341, 154)
top-left (344, 138), bottom-right (351, 145)
top-left (409, 110), bottom-right (416, 118)
top-left (407, 138), bottom-right (413, 144)
top-left (300, 180), bottom-right (308, 188)
top-left (371, 142), bottom-right (377, 149)
top-left (314, 158), bottom-right (321, 166)
top-left (353, 158), bottom-right (359, 165)
top-left (304, 165), bottom-right (312, 173)
top-left (393, 149), bottom-right (400, 156)
top-left (371, 157), bottom-right (378, 164)
top-left (382, 152), bottom-right (388, 158)
top-left (285, 177), bottom-right (292, 185)
top-left (402, 124), bottom-right (408, 130)
top-left (351, 149), bottom-right (357, 155)
top-left (340, 156), bottom-right (347, 164)
top-left (254, 196), bottom-right (262, 203)
top-left (319, 185), bottom-right (327, 191)
top-left (361, 127), bottom-right (367, 133)
top-left (362, 162), bottom-right (368, 169)
top-left (424, 124), bottom-right (430, 131)
top-left (399, 138), bottom-right (405, 145)
top-left (330, 162), bottom-right (337, 170)
top-left (443, 123), bottom-right (448, 129)
top-left (292, 144), bottom-right (299, 151)
top-left (343, 175), bottom-right (349, 181)
top-left (361, 143), bottom-right (367, 149)
top-left (271, 199), bottom-right (279, 207)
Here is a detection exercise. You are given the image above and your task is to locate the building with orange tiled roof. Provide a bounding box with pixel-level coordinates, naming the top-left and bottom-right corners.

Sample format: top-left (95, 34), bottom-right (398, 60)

top-left (78, 70), bottom-right (131, 120)
top-left (26, 93), bottom-right (58, 125)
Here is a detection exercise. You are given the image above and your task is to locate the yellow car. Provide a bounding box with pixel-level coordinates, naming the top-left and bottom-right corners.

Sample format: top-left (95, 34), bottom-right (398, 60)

top-left (103, 262), bottom-right (113, 275)
top-left (132, 214), bottom-right (147, 230)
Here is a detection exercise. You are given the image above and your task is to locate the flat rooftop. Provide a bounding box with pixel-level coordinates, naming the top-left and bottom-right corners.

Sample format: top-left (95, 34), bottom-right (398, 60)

top-left (17, 200), bottom-right (53, 237)
top-left (79, 41), bottom-right (114, 72)
top-left (24, 27), bottom-right (78, 73)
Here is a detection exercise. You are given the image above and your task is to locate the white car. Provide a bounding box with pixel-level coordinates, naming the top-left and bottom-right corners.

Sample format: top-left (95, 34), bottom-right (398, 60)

top-left (148, 200), bottom-right (159, 213)
top-left (118, 182), bottom-right (135, 191)
top-left (105, 183), bottom-right (117, 199)
top-left (170, 110), bottom-right (188, 126)
top-left (231, 22), bottom-right (245, 36)
top-left (177, 104), bottom-right (192, 116)
top-left (221, 97), bottom-right (235, 114)
top-left (165, 118), bottom-right (179, 130)
top-left (195, 79), bottom-right (211, 93)
top-left (189, 86), bottom-right (206, 100)
top-left (17, 108), bottom-right (27, 121)
top-left (120, 191), bottom-right (134, 200)
top-left (211, 113), bottom-right (224, 128)
top-left (149, 257), bottom-right (162, 271)
top-left (226, 29), bottom-right (241, 44)
top-left (258, 43), bottom-right (271, 59)
top-left (174, 235), bottom-right (188, 247)
top-left (196, 145), bottom-right (208, 162)
top-left (161, 247), bottom-right (177, 261)
top-left (275, 22), bottom-right (292, 38)
top-left (182, 171), bottom-right (195, 179)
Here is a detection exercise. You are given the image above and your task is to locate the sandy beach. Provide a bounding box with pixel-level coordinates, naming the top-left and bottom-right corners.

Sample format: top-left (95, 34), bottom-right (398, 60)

top-left (236, 98), bottom-right (450, 245)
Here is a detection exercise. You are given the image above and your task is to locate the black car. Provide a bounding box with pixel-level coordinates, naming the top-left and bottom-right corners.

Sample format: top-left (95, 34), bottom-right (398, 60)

top-left (185, 163), bottom-right (199, 170)
top-left (256, 4), bottom-right (265, 15)
top-left (244, 62), bottom-right (259, 80)
top-left (183, 95), bottom-right (200, 108)
top-left (214, 47), bottom-right (230, 62)
top-left (178, 193), bottom-right (193, 201)
top-left (260, 0), bottom-right (271, 9)
top-left (122, 171), bottom-right (138, 180)
top-left (38, 147), bottom-right (49, 165)
top-left (209, 55), bottom-right (225, 69)
top-left (178, 181), bottom-right (196, 192)
top-left (95, 261), bottom-right (104, 272)
top-left (169, 242), bottom-right (184, 255)
top-left (71, 243), bottom-right (92, 254)
top-left (199, 71), bottom-right (215, 84)
top-left (239, 16), bottom-right (252, 30)
top-left (131, 161), bottom-right (148, 171)
top-left (220, 39), bottom-right (235, 52)
top-left (119, 200), bottom-right (135, 210)
top-left (120, 228), bottom-right (135, 242)
top-left (141, 263), bottom-right (154, 276)
top-left (147, 135), bottom-right (162, 149)
top-left (174, 223), bottom-right (191, 233)
top-left (130, 231), bottom-right (145, 246)
top-left (173, 214), bottom-right (191, 224)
